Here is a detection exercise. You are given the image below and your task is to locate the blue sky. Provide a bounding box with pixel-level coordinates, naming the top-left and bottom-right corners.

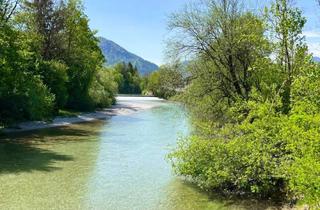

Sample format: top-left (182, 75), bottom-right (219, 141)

top-left (298, 0), bottom-right (320, 58)
top-left (84, 0), bottom-right (320, 65)
top-left (83, 0), bottom-right (189, 65)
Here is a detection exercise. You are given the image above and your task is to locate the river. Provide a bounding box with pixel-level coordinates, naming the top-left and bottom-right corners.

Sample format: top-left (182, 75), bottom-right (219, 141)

top-left (0, 97), bottom-right (279, 210)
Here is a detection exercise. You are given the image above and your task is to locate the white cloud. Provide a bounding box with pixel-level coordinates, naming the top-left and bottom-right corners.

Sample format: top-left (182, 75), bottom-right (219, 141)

top-left (303, 30), bottom-right (320, 38)
top-left (303, 30), bottom-right (320, 57)
top-left (307, 42), bottom-right (320, 57)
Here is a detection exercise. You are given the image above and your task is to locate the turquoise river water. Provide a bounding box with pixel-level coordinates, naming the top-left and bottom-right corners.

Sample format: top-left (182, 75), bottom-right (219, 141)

top-left (0, 98), bottom-right (280, 210)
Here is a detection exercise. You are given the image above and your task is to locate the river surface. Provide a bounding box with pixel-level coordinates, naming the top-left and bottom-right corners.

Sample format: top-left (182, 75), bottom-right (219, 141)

top-left (0, 98), bottom-right (279, 210)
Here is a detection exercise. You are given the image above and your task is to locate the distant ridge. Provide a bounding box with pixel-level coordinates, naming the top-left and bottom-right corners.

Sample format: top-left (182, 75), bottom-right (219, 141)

top-left (98, 37), bottom-right (159, 75)
top-left (313, 56), bottom-right (320, 62)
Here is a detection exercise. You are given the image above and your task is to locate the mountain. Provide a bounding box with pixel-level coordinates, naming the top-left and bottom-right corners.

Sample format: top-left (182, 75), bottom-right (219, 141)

top-left (313, 56), bottom-right (320, 62)
top-left (98, 37), bottom-right (159, 75)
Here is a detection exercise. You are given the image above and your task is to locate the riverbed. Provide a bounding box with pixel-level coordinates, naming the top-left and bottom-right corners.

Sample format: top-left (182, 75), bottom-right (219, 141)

top-left (0, 97), bottom-right (282, 209)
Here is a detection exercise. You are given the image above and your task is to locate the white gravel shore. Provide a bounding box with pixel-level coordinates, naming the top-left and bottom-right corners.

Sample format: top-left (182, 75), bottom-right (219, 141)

top-left (2, 96), bottom-right (164, 133)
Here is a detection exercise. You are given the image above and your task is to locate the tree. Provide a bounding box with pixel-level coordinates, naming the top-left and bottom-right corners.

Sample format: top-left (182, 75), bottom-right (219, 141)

top-left (0, 17), bottom-right (54, 125)
top-left (115, 62), bottom-right (142, 94)
top-left (89, 67), bottom-right (118, 108)
top-left (0, 0), bottom-right (116, 125)
top-left (168, 0), bottom-right (320, 206)
top-left (23, 0), bottom-right (66, 60)
top-left (168, 0), bottom-right (269, 102)
top-left (62, 0), bottom-right (105, 110)
top-left (0, 0), bottom-right (18, 23)
top-left (16, 0), bottom-right (70, 111)
top-left (266, 0), bottom-right (306, 113)
top-left (168, 0), bottom-right (270, 124)
top-left (146, 65), bottom-right (184, 99)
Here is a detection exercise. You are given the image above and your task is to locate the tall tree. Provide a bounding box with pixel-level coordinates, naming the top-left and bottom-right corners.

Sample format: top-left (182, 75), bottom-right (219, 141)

top-left (115, 62), bottom-right (141, 94)
top-left (62, 0), bottom-right (104, 110)
top-left (167, 0), bottom-right (270, 123)
top-left (267, 0), bottom-right (306, 113)
top-left (168, 0), bottom-right (269, 102)
top-left (23, 0), bottom-right (65, 60)
top-left (0, 0), bottom-right (18, 23)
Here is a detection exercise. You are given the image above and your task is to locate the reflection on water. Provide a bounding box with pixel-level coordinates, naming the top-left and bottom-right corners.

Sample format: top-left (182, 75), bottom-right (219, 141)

top-left (0, 102), bottom-right (281, 210)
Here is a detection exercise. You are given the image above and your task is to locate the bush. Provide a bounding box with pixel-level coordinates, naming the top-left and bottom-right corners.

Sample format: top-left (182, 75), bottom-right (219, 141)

top-left (0, 73), bottom-right (54, 125)
top-left (89, 68), bottom-right (118, 108)
top-left (145, 65), bottom-right (184, 99)
top-left (37, 60), bottom-right (69, 109)
top-left (169, 99), bottom-right (285, 196)
top-left (22, 75), bottom-right (55, 120)
top-left (169, 93), bottom-right (320, 206)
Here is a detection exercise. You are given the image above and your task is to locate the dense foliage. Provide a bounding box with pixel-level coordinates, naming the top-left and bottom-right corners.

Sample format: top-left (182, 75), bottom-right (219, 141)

top-left (143, 65), bottom-right (184, 99)
top-left (114, 62), bottom-right (142, 94)
top-left (0, 0), bottom-right (117, 126)
top-left (89, 67), bottom-right (118, 108)
top-left (168, 0), bottom-right (320, 207)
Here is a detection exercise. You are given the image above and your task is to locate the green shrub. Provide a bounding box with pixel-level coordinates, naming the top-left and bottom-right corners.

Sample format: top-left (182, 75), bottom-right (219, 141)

top-left (145, 65), bottom-right (184, 99)
top-left (169, 96), bottom-right (320, 205)
top-left (0, 73), bottom-right (54, 125)
top-left (89, 68), bottom-right (118, 108)
top-left (23, 75), bottom-right (55, 120)
top-left (37, 60), bottom-right (69, 109)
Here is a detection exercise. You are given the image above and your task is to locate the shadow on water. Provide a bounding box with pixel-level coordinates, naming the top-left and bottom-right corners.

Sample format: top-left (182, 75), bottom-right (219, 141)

top-left (0, 122), bottom-right (103, 143)
top-left (163, 179), bottom-right (284, 210)
top-left (0, 121), bottom-right (105, 174)
top-left (0, 141), bottom-right (73, 174)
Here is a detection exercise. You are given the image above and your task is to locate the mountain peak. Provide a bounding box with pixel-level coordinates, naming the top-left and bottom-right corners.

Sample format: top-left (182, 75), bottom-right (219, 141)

top-left (313, 56), bottom-right (320, 62)
top-left (98, 37), bottom-right (159, 75)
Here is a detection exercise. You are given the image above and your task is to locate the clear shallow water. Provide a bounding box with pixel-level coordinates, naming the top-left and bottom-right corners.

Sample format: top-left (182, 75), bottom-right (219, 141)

top-left (0, 100), bottom-right (279, 210)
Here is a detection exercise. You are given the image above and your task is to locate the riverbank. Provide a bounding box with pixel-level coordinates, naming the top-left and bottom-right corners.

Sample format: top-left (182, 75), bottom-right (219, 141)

top-left (1, 96), bottom-right (164, 133)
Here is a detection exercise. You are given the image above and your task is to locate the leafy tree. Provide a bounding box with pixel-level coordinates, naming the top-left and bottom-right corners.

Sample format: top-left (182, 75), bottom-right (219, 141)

top-left (0, 19), bottom-right (54, 125)
top-left (0, 0), bottom-right (18, 23)
top-left (266, 0), bottom-right (307, 113)
top-left (168, 0), bottom-right (270, 124)
top-left (0, 0), bottom-right (116, 125)
top-left (145, 65), bottom-right (184, 99)
top-left (16, 0), bottom-right (69, 111)
top-left (89, 67), bottom-right (118, 108)
top-left (62, 0), bottom-right (105, 110)
top-left (23, 0), bottom-right (66, 60)
top-left (115, 62), bottom-right (142, 94)
top-left (168, 0), bottom-right (269, 102)
top-left (168, 0), bottom-right (320, 207)
top-left (37, 60), bottom-right (69, 109)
